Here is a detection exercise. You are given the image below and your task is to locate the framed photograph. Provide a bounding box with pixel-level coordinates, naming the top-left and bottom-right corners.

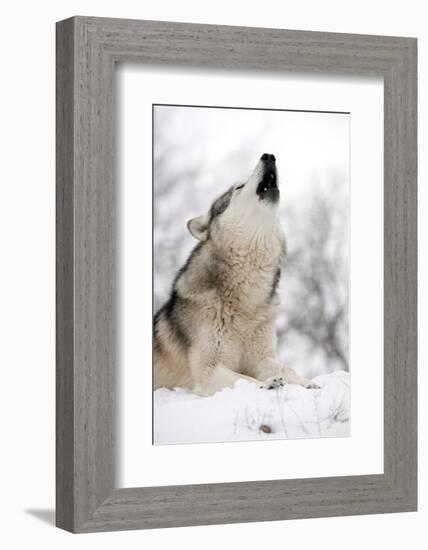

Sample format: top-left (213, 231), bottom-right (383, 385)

top-left (56, 16), bottom-right (417, 532)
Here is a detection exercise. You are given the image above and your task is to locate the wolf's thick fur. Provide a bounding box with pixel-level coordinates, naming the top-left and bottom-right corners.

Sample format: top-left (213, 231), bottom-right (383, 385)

top-left (154, 154), bottom-right (316, 396)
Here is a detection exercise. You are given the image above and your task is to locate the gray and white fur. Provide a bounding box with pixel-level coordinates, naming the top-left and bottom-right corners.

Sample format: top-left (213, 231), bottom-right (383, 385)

top-left (154, 153), bottom-right (317, 396)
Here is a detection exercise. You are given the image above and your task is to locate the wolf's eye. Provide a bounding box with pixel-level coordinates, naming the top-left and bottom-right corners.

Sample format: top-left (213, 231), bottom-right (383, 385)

top-left (235, 184), bottom-right (245, 191)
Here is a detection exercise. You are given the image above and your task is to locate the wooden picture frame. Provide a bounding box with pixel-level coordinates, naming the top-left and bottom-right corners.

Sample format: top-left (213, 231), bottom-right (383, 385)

top-left (56, 16), bottom-right (417, 533)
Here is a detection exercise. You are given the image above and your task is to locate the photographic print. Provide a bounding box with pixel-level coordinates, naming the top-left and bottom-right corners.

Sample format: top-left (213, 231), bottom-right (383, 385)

top-left (55, 18), bottom-right (417, 532)
top-left (153, 104), bottom-right (350, 445)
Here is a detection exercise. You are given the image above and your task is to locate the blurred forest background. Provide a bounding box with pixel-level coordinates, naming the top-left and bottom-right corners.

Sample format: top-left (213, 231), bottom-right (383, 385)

top-left (153, 105), bottom-right (349, 379)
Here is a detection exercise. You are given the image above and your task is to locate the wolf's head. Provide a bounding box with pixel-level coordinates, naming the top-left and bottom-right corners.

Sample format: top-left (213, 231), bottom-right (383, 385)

top-left (187, 154), bottom-right (281, 244)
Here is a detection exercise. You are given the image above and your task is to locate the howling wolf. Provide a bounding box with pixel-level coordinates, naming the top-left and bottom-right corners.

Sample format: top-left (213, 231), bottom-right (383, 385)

top-left (154, 153), bottom-right (317, 396)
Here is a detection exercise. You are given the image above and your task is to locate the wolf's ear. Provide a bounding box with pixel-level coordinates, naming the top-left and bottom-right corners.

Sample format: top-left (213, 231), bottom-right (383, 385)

top-left (187, 215), bottom-right (209, 241)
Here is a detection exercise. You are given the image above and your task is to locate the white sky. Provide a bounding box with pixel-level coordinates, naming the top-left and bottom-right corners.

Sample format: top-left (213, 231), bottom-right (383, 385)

top-left (154, 105), bottom-right (349, 208)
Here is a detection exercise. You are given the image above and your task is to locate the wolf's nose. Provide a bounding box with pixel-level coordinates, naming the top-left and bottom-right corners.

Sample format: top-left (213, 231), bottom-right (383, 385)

top-left (261, 153), bottom-right (276, 163)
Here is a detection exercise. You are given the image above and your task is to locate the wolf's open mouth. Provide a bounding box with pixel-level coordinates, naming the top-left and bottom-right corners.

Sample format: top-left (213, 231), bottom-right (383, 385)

top-left (256, 169), bottom-right (279, 202)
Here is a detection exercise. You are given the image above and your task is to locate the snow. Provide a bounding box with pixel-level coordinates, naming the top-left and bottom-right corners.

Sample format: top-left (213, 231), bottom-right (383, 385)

top-left (154, 370), bottom-right (350, 445)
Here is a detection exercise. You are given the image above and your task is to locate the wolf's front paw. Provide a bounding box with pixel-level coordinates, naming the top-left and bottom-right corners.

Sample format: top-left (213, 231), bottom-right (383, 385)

top-left (304, 380), bottom-right (320, 390)
top-left (260, 377), bottom-right (286, 390)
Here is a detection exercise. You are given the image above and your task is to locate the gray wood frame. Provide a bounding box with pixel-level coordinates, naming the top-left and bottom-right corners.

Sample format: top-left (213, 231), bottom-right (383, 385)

top-left (56, 16), bottom-right (417, 533)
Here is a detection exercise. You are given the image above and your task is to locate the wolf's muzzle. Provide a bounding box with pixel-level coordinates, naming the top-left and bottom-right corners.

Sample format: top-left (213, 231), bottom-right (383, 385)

top-left (257, 153), bottom-right (279, 203)
top-left (261, 153), bottom-right (276, 163)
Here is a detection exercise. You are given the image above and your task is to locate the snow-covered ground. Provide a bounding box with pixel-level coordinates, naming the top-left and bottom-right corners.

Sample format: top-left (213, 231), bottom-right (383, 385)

top-left (154, 370), bottom-right (350, 445)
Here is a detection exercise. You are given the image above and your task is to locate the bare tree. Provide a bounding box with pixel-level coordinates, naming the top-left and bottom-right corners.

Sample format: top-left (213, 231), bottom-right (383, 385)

top-left (277, 180), bottom-right (349, 374)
